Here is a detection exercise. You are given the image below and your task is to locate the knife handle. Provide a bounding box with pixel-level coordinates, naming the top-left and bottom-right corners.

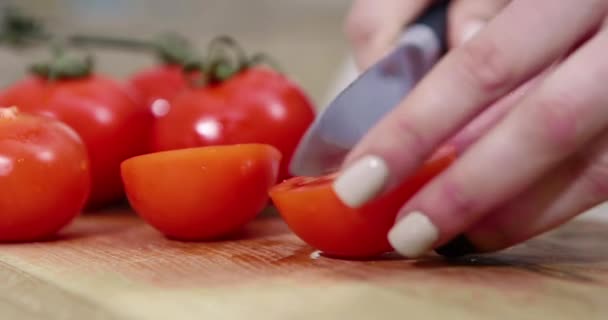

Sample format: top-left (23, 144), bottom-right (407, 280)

top-left (407, 0), bottom-right (449, 54)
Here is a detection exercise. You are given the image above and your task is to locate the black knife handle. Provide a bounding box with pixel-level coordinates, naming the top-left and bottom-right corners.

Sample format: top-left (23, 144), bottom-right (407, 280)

top-left (409, 0), bottom-right (449, 53)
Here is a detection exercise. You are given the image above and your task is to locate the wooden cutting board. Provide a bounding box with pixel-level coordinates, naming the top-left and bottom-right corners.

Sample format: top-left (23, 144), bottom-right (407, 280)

top-left (1, 207), bottom-right (607, 320)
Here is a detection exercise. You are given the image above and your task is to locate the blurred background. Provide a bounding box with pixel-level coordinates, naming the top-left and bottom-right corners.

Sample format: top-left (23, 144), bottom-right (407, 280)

top-left (0, 0), bottom-right (357, 109)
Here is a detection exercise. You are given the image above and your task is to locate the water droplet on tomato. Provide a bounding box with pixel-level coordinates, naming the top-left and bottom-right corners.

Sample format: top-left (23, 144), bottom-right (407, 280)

top-left (195, 119), bottom-right (222, 141)
top-left (36, 150), bottom-right (55, 163)
top-left (0, 156), bottom-right (13, 176)
top-left (309, 250), bottom-right (321, 260)
top-left (268, 102), bottom-right (286, 120)
top-left (151, 99), bottom-right (171, 117)
top-left (92, 106), bottom-right (114, 125)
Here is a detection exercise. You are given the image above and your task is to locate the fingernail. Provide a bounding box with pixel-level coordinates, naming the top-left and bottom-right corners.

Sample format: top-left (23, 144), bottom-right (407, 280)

top-left (388, 211), bottom-right (439, 258)
top-left (460, 19), bottom-right (485, 45)
top-left (435, 234), bottom-right (478, 258)
top-left (332, 155), bottom-right (389, 208)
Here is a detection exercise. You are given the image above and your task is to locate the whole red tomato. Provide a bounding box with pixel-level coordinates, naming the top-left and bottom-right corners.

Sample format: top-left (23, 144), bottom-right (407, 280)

top-left (152, 66), bottom-right (315, 180)
top-left (269, 146), bottom-right (457, 259)
top-left (127, 64), bottom-right (190, 110)
top-left (0, 107), bottom-right (90, 242)
top-left (0, 74), bottom-right (153, 208)
top-left (121, 144), bottom-right (281, 240)
top-left (126, 34), bottom-right (200, 110)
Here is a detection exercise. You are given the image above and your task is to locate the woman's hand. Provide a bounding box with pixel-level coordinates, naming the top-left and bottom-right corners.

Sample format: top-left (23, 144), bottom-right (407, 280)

top-left (338, 0), bottom-right (608, 258)
top-left (345, 0), bottom-right (511, 70)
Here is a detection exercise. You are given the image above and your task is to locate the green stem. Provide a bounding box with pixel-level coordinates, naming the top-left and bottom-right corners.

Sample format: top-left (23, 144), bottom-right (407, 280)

top-left (187, 35), bottom-right (283, 87)
top-left (0, 6), bottom-right (51, 47)
top-left (29, 44), bottom-right (94, 81)
top-left (67, 34), bottom-right (156, 51)
top-left (0, 6), bottom-right (200, 65)
top-left (247, 52), bottom-right (283, 73)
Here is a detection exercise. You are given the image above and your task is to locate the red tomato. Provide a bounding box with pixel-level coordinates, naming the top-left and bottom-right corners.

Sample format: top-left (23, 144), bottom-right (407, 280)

top-left (269, 146), bottom-right (457, 259)
top-left (127, 64), bottom-right (191, 109)
top-left (152, 67), bottom-right (315, 180)
top-left (0, 75), bottom-right (153, 208)
top-left (0, 107), bottom-right (90, 242)
top-left (121, 144), bottom-right (281, 240)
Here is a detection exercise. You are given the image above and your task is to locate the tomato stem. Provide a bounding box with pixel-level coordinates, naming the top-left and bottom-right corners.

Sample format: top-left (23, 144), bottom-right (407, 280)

top-left (1, 6), bottom-right (283, 82)
top-left (247, 53), bottom-right (283, 73)
top-left (29, 43), bottom-right (94, 80)
top-left (186, 35), bottom-right (283, 87)
top-left (0, 6), bottom-right (50, 47)
top-left (0, 6), bottom-right (200, 66)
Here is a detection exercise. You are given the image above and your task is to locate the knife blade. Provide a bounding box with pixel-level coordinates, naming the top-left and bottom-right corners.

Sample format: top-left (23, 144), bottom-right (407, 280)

top-left (289, 0), bottom-right (449, 176)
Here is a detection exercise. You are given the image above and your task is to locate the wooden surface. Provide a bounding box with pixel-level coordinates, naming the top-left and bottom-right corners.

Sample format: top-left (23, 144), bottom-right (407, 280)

top-left (1, 208), bottom-right (608, 320)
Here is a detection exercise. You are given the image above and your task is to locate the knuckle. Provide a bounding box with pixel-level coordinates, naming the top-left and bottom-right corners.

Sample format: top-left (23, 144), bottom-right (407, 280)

top-left (456, 38), bottom-right (513, 93)
top-left (387, 116), bottom-right (429, 164)
top-left (529, 91), bottom-right (582, 154)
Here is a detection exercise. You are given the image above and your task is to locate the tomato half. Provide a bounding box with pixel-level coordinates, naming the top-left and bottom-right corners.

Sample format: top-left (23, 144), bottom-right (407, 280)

top-left (0, 75), bottom-right (153, 208)
top-left (152, 67), bottom-right (315, 181)
top-left (269, 146), bottom-right (457, 258)
top-left (121, 144), bottom-right (281, 240)
top-left (0, 107), bottom-right (90, 242)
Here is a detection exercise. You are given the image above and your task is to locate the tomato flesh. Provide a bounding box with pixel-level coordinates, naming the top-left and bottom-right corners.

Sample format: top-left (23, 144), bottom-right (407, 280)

top-left (121, 144), bottom-right (281, 240)
top-left (270, 146), bottom-right (457, 258)
top-left (0, 107), bottom-right (90, 242)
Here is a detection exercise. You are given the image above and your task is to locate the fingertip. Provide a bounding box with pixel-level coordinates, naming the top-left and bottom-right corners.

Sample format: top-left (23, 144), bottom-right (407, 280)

top-left (332, 155), bottom-right (390, 208)
top-left (388, 210), bottom-right (439, 258)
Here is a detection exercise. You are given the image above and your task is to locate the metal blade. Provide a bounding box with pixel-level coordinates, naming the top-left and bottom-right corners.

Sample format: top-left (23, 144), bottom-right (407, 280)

top-left (290, 26), bottom-right (442, 176)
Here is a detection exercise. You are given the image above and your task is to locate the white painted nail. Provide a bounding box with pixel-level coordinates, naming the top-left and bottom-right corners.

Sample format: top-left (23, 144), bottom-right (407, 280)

top-left (388, 211), bottom-right (439, 258)
top-left (332, 155), bottom-right (389, 208)
top-left (460, 19), bottom-right (485, 45)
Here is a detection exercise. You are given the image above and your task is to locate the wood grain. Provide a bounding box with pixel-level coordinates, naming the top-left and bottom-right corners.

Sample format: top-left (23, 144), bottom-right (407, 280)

top-left (1, 208), bottom-right (608, 320)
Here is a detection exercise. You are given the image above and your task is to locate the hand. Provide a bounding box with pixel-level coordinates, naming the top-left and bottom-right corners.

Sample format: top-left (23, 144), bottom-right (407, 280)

top-left (345, 0), bottom-right (511, 70)
top-left (337, 0), bottom-right (608, 258)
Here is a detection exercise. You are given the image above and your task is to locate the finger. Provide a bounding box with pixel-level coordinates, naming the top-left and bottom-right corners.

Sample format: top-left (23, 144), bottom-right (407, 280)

top-left (447, 0), bottom-right (511, 47)
top-left (344, 0), bottom-right (432, 70)
top-left (333, 0), bottom-right (607, 208)
top-left (387, 26), bottom-right (608, 258)
top-left (437, 129), bottom-right (608, 256)
top-left (446, 66), bottom-right (548, 151)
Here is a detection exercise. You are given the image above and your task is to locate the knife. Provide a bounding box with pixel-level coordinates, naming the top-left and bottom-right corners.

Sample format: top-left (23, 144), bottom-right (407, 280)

top-left (289, 0), bottom-right (449, 176)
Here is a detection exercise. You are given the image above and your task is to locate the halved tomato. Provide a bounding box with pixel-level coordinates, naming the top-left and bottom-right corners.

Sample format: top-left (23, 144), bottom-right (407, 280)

top-left (269, 146), bottom-right (457, 258)
top-left (121, 144), bottom-right (281, 240)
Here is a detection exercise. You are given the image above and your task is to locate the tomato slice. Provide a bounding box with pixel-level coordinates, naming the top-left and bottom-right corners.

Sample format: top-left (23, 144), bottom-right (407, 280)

top-left (270, 146), bottom-right (457, 258)
top-left (121, 144), bottom-right (281, 240)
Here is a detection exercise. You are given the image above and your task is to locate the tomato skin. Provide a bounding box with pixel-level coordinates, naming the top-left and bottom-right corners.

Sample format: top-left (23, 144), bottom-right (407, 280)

top-left (0, 108), bottom-right (90, 242)
top-left (269, 146), bottom-right (457, 258)
top-left (127, 64), bottom-right (190, 108)
top-left (152, 67), bottom-right (315, 180)
top-left (0, 75), bottom-right (153, 208)
top-left (121, 144), bottom-right (281, 240)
